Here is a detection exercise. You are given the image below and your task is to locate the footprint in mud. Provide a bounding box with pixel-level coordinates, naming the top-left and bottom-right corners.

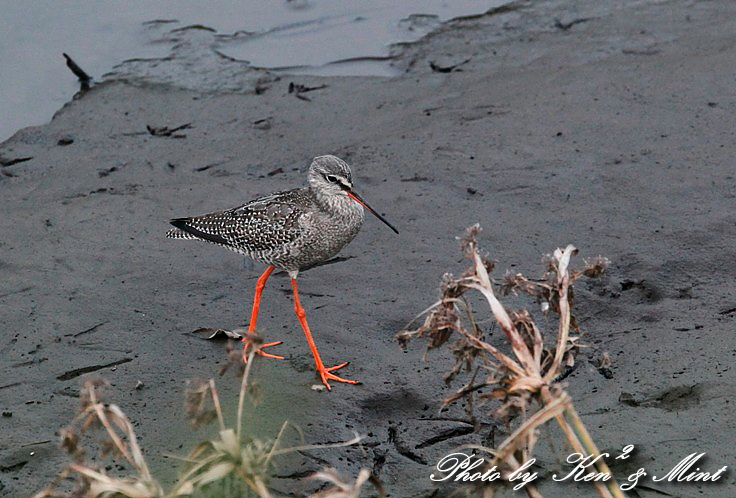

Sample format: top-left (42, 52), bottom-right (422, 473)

top-left (619, 383), bottom-right (711, 411)
top-left (619, 278), bottom-right (663, 304)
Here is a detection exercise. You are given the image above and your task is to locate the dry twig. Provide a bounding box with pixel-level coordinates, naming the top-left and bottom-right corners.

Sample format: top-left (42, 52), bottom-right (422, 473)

top-left (397, 224), bottom-right (619, 497)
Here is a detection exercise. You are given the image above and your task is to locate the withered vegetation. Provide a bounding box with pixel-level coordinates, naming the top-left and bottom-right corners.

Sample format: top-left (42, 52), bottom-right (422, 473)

top-left (34, 346), bottom-right (383, 498)
top-left (397, 224), bottom-right (621, 498)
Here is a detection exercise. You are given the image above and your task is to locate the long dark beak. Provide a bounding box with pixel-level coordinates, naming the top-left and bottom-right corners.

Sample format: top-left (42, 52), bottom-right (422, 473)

top-left (347, 191), bottom-right (399, 234)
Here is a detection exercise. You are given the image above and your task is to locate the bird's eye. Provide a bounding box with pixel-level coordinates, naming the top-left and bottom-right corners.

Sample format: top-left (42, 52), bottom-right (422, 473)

top-left (325, 175), bottom-right (338, 183)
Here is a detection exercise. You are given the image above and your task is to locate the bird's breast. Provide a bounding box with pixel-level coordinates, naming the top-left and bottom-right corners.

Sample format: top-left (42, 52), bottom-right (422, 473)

top-left (287, 199), bottom-right (363, 268)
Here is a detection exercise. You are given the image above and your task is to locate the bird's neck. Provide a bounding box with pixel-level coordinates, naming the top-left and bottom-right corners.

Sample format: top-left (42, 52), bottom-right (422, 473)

top-left (312, 188), bottom-right (363, 218)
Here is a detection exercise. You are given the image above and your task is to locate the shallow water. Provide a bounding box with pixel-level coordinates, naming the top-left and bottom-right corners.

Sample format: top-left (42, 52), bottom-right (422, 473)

top-left (0, 0), bottom-right (505, 142)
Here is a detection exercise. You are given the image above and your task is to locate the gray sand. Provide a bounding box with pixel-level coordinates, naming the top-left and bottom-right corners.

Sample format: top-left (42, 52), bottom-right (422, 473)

top-left (1, 0), bottom-right (735, 496)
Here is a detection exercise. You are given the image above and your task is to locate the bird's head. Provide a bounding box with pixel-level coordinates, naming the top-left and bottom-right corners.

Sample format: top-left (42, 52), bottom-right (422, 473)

top-left (308, 155), bottom-right (354, 196)
top-left (308, 155), bottom-right (399, 234)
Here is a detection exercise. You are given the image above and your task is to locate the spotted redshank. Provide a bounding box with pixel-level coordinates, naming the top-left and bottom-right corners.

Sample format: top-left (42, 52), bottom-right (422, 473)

top-left (167, 155), bottom-right (398, 389)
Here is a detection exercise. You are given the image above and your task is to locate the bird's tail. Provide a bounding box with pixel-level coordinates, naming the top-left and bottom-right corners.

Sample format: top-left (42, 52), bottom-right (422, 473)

top-left (166, 217), bottom-right (231, 246)
top-left (166, 225), bottom-right (197, 240)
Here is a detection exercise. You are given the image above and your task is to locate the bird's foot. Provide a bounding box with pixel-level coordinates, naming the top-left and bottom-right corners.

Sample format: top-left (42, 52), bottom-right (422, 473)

top-left (242, 339), bottom-right (284, 361)
top-left (316, 362), bottom-right (360, 390)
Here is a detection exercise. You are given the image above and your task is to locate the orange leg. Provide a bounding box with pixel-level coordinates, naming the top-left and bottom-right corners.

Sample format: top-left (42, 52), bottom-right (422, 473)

top-left (291, 278), bottom-right (359, 390)
top-left (242, 266), bottom-right (283, 361)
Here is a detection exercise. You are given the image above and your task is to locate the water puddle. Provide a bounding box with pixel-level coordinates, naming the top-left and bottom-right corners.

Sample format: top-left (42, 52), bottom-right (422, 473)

top-left (0, 0), bottom-right (508, 142)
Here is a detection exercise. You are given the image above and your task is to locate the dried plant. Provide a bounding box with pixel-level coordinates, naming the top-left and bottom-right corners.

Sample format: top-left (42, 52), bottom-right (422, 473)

top-left (308, 468), bottom-right (386, 498)
top-left (35, 346), bottom-right (371, 498)
top-left (34, 377), bottom-right (163, 498)
top-left (397, 224), bottom-right (621, 498)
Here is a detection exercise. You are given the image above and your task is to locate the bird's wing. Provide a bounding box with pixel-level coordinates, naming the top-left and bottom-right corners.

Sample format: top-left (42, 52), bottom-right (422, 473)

top-left (167, 189), bottom-right (315, 253)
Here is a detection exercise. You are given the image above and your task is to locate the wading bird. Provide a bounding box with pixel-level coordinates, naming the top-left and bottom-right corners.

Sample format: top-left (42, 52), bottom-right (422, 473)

top-left (167, 155), bottom-right (398, 389)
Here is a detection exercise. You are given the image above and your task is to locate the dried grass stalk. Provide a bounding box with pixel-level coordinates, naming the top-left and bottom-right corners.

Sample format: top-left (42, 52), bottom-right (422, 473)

top-left (36, 347), bottom-right (372, 498)
top-left (309, 468), bottom-right (386, 498)
top-left (398, 225), bottom-right (621, 498)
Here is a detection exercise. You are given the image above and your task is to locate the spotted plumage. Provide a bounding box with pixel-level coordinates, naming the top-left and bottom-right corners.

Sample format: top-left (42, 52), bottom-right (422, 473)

top-left (167, 154), bottom-right (398, 390)
top-left (165, 155), bottom-right (390, 273)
